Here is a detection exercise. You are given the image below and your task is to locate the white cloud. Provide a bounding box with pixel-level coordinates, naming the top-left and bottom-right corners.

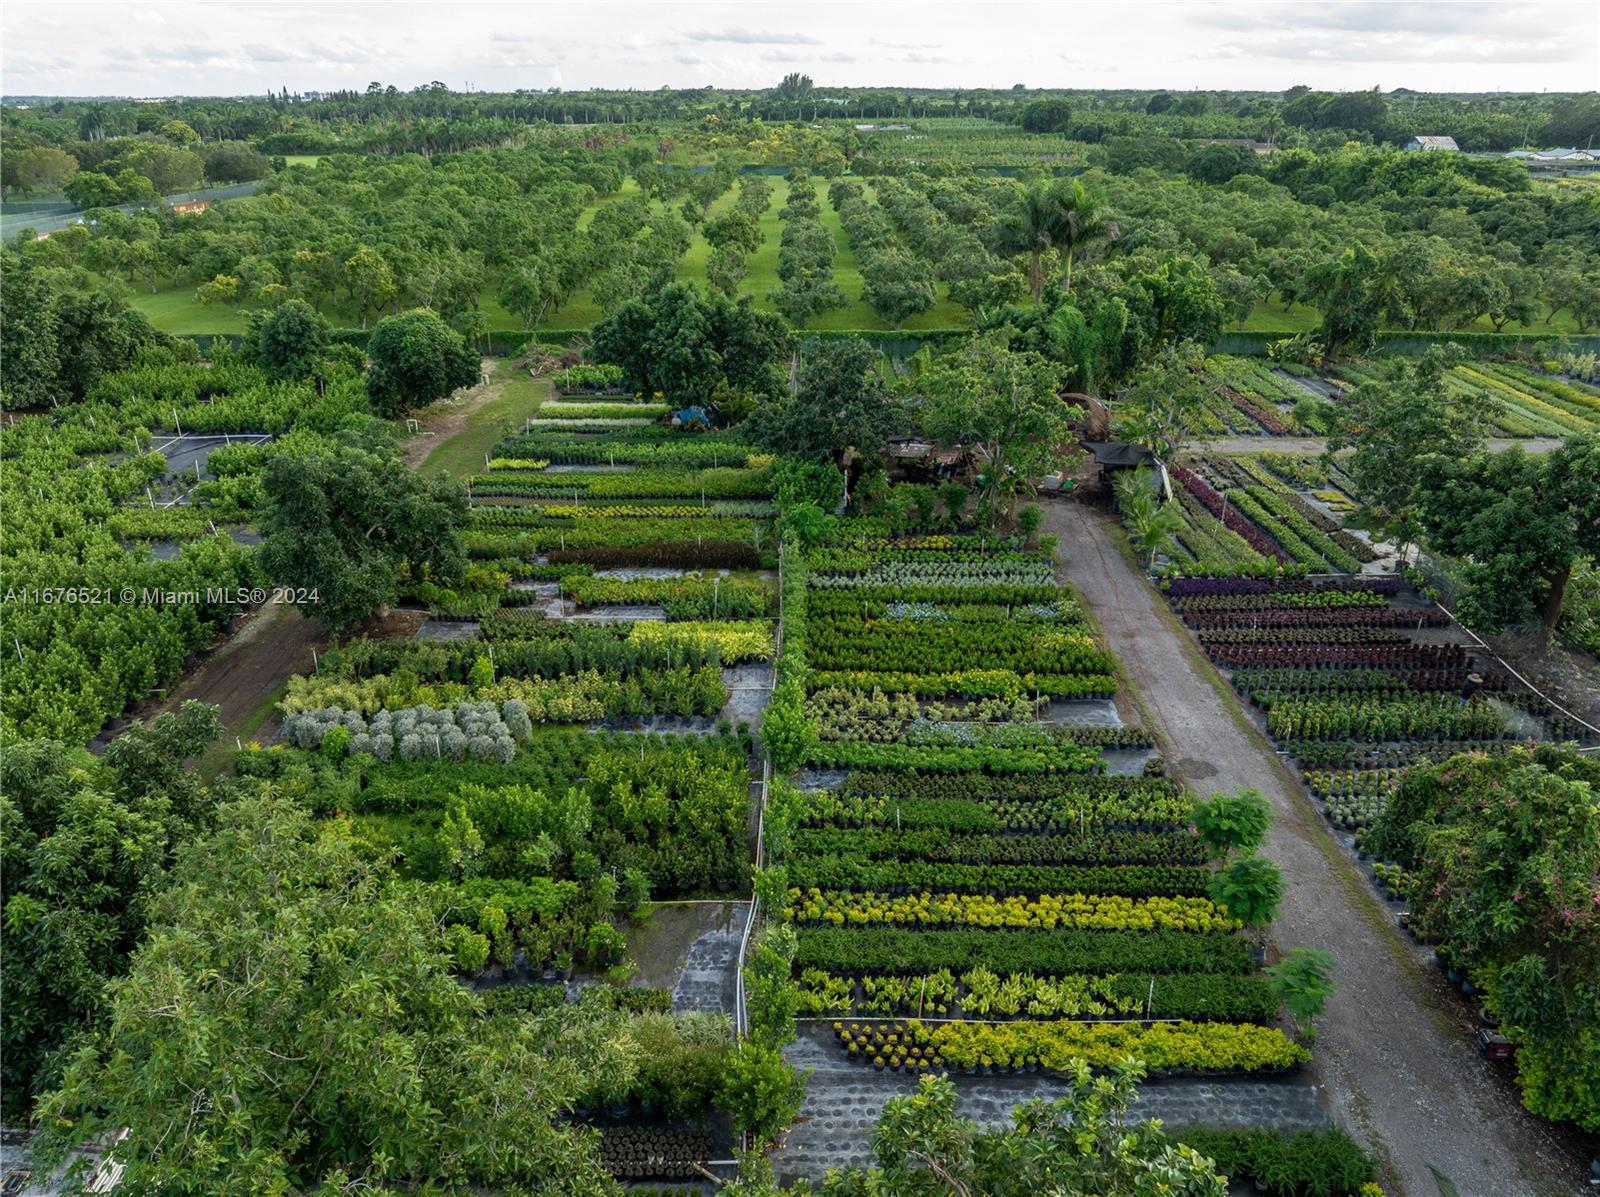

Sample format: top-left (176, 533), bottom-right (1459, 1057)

top-left (0, 1), bottom-right (1593, 95)
top-left (684, 27), bottom-right (822, 45)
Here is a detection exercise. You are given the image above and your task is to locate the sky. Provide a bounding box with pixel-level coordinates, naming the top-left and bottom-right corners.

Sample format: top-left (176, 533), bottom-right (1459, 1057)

top-left (3, 0), bottom-right (1597, 97)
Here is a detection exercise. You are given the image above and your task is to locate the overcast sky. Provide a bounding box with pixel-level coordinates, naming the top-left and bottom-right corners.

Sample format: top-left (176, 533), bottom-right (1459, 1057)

top-left (4, 1), bottom-right (1597, 97)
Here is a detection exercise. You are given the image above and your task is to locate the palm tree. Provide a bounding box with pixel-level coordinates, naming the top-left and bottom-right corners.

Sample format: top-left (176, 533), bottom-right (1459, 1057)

top-left (1003, 181), bottom-right (1068, 306)
top-left (77, 101), bottom-right (110, 143)
top-left (1261, 105), bottom-right (1282, 155)
top-left (1056, 179), bottom-right (1119, 293)
top-left (1114, 468), bottom-right (1183, 567)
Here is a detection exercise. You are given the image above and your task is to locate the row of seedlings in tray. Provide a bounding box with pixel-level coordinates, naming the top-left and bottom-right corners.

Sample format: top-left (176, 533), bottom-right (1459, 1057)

top-left (768, 532), bottom-right (1307, 1078)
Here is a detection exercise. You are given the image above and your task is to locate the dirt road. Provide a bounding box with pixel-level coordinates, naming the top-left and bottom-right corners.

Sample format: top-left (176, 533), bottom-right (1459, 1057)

top-left (1044, 498), bottom-right (1583, 1197)
top-left (402, 357), bottom-right (505, 470)
top-left (155, 601), bottom-right (325, 742)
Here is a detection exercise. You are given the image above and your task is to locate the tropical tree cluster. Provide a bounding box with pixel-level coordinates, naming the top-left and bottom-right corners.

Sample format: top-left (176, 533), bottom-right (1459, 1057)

top-left (1366, 746), bottom-right (1600, 1131)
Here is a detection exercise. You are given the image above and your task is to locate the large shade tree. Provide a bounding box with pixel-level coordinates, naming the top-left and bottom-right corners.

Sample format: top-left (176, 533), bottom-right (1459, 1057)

top-left (365, 308), bottom-right (480, 417)
top-left (1326, 347), bottom-right (1493, 559)
top-left (257, 432), bottom-right (467, 630)
top-left (589, 283), bottom-right (792, 406)
top-left (36, 792), bottom-right (631, 1196)
top-left (744, 337), bottom-right (901, 474)
top-left (1412, 433), bottom-right (1600, 641)
top-left (920, 335), bottom-right (1073, 525)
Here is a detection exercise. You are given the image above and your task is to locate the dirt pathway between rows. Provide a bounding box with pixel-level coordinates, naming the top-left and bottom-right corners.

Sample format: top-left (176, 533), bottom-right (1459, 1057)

top-left (1043, 499), bottom-right (1580, 1197)
top-left (155, 600), bottom-right (325, 740)
top-left (402, 356), bottom-right (503, 469)
top-left (132, 364), bottom-right (500, 749)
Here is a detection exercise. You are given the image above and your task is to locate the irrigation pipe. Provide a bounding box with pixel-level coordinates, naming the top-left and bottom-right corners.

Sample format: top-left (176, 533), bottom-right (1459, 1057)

top-left (1433, 598), bottom-right (1600, 749)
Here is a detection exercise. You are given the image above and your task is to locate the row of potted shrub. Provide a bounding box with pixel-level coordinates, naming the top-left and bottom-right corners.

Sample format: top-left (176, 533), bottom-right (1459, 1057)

top-left (794, 926), bottom-right (1255, 977)
top-left (784, 888), bottom-right (1237, 933)
top-left (1201, 640), bottom-right (1470, 671)
top-left (830, 1017), bottom-right (1308, 1074)
top-left (1163, 576), bottom-right (1400, 598)
top-left (784, 858), bottom-right (1211, 897)
top-left (796, 788), bottom-right (1199, 835)
top-left (798, 967), bottom-right (1277, 1022)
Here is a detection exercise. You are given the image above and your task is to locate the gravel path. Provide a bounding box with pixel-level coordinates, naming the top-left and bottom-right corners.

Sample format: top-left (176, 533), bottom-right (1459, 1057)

top-left (1043, 499), bottom-right (1583, 1197)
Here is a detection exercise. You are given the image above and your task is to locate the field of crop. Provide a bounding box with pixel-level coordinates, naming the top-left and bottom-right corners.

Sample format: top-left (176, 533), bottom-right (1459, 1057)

top-left (754, 518), bottom-right (1307, 1095)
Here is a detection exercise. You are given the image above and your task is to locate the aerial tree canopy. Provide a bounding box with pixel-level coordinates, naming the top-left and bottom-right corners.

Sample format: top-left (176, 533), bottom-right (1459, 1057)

top-left (36, 791), bottom-right (631, 1196)
top-left (365, 308), bottom-right (479, 417)
top-left (1, 703), bottom-right (220, 1118)
top-left (258, 432), bottom-right (467, 630)
top-left (1413, 433), bottom-right (1600, 639)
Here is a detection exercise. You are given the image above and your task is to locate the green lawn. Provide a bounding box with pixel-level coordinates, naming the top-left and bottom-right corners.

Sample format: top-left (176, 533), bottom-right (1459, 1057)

top-left (418, 359), bottom-right (550, 480)
top-left (131, 286), bottom-right (252, 335)
top-left (740, 176), bottom-right (789, 312)
top-left (131, 268), bottom-right (528, 337)
top-left (1233, 296), bottom-right (1586, 336)
top-left (675, 184), bottom-right (740, 292)
top-left (281, 155), bottom-right (323, 168)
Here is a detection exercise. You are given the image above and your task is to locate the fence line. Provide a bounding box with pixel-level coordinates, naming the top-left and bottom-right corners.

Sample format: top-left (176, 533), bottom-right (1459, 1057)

top-left (734, 542), bottom-right (783, 1040)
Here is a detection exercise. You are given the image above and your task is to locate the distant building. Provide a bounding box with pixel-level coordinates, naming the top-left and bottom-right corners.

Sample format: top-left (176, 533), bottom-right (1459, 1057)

top-left (168, 199), bottom-right (209, 216)
top-left (1532, 147), bottom-right (1598, 161)
top-left (1404, 135), bottom-right (1460, 152)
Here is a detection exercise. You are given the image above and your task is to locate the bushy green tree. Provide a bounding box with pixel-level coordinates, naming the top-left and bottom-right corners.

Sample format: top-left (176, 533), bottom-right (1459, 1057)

top-left (1412, 434), bottom-right (1600, 641)
top-left (720, 1042), bottom-right (808, 1146)
top-left (1267, 948), bottom-right (1337, 1041)
top-left (1208, 855), bottom-right (1283, 928)
top-left (365, 308), bottom-right (480, 417)
top-left (258, 433), bottom-right (467, 629)
top-left (1327, 347), bottom-right (1489, 558)
top-left (36, 791), bottom-right (628, 1195)
top-left (1113, 339), bottom-right (1211, 464)
top-left (1191, 787), bottom-right (1272, 854)
top-left (250, 298), bottom-right (332, 381)
top-left (590, 283), bottom-right (792, 404)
